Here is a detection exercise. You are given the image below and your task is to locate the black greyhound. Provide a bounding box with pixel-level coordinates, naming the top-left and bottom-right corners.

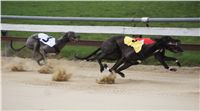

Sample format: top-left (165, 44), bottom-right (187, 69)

top-left (10, 31), bottom-right (79, 65)
top-left (75, 35), bottom-right (183, 77)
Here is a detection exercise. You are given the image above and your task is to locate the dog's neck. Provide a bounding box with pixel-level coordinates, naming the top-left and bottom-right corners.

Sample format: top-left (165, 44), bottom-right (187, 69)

top-left (153, 38), bottom-right (165, 48)
top-left (56, 37), bottom-right (70, 49)
top-left (141, 39), bottom-right (164, 56)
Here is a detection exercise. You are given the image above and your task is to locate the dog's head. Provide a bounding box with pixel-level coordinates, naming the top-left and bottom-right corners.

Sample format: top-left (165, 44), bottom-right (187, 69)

top-left (159, 36), bottom-right (184, 53)
top-left (63, 31), bottom-right (80, 41)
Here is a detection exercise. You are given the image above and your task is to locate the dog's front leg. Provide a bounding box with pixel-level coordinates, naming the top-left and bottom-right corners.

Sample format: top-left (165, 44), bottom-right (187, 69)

top-left (32, 41), bottom-right (40, 59)
top-left (39, 48), bottom-right (47, 64)
top-left (163, 56), bottom-right (181, 67)
top-left (154, 54), bottom-right (177, 71)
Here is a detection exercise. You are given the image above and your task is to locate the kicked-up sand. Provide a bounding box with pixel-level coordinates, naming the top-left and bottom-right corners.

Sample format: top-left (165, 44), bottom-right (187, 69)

top-left (1, 57), bottom-right (200, 110)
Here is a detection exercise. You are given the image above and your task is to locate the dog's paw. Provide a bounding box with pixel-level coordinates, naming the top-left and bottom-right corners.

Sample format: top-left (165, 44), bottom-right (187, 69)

top-left (120, 73), bottom-right (125, 78)
top-left (103, 64), bottom-right (108, 68)
top-left (100, 67), bottom-right (104, 72)
top-left (117, 72), bottom-right (125, 78)
top-left (177, 62), bottom-right (181, 67)
top-left (176, 60), bottom-right (181, 67)
top-left (169, 68), bottom-right (177, 72)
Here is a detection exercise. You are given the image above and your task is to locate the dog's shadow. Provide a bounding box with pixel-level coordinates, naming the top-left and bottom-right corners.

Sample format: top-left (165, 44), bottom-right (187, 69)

top-left (116, 78), bottom-right (172, 85)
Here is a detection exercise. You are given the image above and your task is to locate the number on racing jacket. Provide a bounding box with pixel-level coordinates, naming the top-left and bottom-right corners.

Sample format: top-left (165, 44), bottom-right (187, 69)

top-left (41, 36), bottom-right (53, 43)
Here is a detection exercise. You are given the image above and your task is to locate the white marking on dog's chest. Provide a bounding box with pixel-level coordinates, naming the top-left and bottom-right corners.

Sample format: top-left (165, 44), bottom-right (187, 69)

top-left (38, 33), bottom-right (56, 47)
top-left (154, 49), bottom-right (163, 53)
top-left (137, 60), bottom-right (142, 64)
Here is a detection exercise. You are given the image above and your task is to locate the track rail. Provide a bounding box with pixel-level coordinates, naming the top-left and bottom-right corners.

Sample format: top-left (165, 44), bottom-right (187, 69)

top-left (1, 36), bottom-right (200, 51)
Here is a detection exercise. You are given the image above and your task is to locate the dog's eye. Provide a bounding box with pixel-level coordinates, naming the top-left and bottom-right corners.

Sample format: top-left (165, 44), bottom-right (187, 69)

top-left (168, 42), bottom-right (173, 45)
top-left (168, 42), bottom-right (175, 45)
top-left (168, 42), bottom-right (177, 46)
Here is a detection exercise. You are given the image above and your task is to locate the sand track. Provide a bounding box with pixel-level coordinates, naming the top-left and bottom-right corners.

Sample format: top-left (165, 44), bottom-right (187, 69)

top-left (1, 57), bottom-right (200, 110)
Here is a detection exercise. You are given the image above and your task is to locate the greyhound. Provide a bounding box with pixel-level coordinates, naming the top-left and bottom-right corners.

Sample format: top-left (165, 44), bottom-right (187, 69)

top-left (10, 31), bottom-right (79, 65)
top-left (75, 35), bottom-right (183, 77)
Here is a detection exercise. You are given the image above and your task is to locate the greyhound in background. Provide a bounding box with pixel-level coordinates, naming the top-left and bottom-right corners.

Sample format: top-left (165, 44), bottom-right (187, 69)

top-left (10, 31), bottom-right (79, 65)
top-left (75, 35), bottom-right (183, 77)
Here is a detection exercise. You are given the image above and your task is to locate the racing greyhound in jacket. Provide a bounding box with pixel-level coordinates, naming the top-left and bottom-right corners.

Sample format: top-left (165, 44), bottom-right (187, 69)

top-left (75, 35), bottom-right (183, 77)
top-left (10, 31), bottom-right (79, 65)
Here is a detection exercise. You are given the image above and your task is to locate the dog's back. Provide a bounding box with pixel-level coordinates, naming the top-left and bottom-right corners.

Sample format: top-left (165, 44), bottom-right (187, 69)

top-left (26, 34), bottom-right (40, 50)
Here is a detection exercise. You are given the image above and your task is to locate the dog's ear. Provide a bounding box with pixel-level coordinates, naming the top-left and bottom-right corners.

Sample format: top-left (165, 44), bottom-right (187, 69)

top-left (67, 31), bottom-right (75, 37)
top-left (154, 36), bottom-right (162, 42)
top-left (62, 32), bottom-right (73, 38)
top-left (157, 36), bottom-right (173, 42)
top-left (63, 33), bottom-right (68, 38)
top-left (163, 36), bottom-right (173, 40)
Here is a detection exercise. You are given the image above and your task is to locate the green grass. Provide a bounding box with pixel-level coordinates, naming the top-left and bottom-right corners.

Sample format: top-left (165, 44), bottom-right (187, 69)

top-left (2, 1), bottom-right (200, 27)
top-left (5, 31), bottom-right (200, 44)
top-left (2, 41), bottom-right (200, 66)
top-left (2, 1), bottom-right (200, 17)
top-left (1, 1), bottom-right (200, 66)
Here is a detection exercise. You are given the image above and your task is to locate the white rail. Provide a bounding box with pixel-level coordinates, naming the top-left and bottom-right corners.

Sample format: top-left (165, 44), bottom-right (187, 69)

top-left (1, 23), bottom-right (200, 37)
top-left (2, 15), bottom-right (200, 22)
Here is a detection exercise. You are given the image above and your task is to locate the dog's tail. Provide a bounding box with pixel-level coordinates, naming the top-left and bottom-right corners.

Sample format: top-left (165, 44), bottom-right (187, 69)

top-left (9, 40), bottom-right (26, 51)
top-left (74, 48), bottom-right (101, 60)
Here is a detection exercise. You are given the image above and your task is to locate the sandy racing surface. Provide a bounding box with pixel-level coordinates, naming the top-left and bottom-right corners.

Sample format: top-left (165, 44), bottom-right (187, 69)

top-left (1, 57), bottom-right (200, 110)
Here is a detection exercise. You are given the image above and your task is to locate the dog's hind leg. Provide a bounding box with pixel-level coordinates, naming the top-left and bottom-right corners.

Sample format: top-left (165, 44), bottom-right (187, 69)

top-left (36, 54), bottom-right (46, 66)
top-left (115, 62), bottom-right (131, 78)
top-left (37, 58), bottom-right (44, 66)
top-left (115, 61), bottom-right (139, 77)
top-left (32, 41), bottom-right (40, 59)
top-left (96, 53), bottom-right (107, 72)
top-left (40, 48), bottom-right (47, 64)
top-left (110, 57), bottom-right (125, 72)
top-left (35, 49), bottom-right (47, 66)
